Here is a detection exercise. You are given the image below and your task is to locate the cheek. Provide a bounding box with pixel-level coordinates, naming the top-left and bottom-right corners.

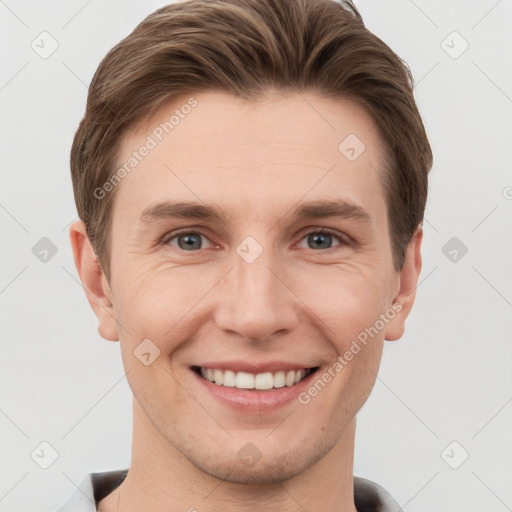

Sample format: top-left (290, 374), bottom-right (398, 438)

top-left (114, 260), bottom-right (219, 350)
top-left (113, 247), bottom-right (392, 356)
top-left (293, 263), bottom-right (388, 350)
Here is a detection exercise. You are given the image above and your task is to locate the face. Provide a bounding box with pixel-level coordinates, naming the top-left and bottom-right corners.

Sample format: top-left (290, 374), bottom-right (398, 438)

top-left (80, 91), bottom-right (420, 484)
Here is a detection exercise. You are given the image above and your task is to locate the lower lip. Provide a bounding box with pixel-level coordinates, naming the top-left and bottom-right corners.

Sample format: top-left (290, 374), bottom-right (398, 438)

top-left (191, 368), bottom-right (318, 412)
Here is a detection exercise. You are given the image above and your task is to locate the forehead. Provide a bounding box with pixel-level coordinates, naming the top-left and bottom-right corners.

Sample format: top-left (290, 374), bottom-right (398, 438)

top-left (112, 90), bottom-right (388, 225)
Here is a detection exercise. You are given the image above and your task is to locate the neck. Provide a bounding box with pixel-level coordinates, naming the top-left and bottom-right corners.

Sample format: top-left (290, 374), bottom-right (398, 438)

top-left (97, 398), bottom-right (359, 512)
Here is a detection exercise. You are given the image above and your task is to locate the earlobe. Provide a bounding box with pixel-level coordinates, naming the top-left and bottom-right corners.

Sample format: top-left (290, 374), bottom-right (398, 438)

top-left (384, 225), bottom-right (423, 342)
top-left (69, 220), bottom-right (119, 342)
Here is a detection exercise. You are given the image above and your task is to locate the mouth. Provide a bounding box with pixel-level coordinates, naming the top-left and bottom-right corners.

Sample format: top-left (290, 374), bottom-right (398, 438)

top-left (191, 365), bottom-right (319, 391)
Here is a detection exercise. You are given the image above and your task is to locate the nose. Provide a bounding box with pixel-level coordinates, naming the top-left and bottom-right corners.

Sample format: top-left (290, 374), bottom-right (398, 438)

top-left (213, 248), bottom-right (299, 343)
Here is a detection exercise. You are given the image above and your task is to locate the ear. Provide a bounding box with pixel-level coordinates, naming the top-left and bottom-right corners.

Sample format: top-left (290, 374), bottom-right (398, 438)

top-left (69, 219), bottom-right (119, 341)
top-left (384, 225), bottom-right (423, 341)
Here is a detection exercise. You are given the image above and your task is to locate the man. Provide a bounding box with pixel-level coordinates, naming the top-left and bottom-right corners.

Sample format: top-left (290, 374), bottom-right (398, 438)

top-left (58, 0), bottom-right (432, 510)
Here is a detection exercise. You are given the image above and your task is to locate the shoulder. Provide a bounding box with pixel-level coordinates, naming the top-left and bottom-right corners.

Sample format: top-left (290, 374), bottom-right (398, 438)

top-left (354, 476), bottom-right (401, 512)
top-left (55, 469), bottom-right (128, 512)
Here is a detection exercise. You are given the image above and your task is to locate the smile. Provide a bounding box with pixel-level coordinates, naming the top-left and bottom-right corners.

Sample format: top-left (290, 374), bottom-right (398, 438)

top-left (193, 366), bottom-right (318, 391)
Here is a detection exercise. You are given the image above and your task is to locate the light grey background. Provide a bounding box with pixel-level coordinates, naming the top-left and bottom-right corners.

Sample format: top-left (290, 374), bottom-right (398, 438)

top-left (1, 1), bottom-right (511, 510)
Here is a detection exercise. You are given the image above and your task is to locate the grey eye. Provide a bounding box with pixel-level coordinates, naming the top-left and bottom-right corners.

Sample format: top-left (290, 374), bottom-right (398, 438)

top-left (177, 233), bottom-right (202, 250)
top-left (308, 233), bottom-right (333, 249)
top-left (301, 231), bottom-right (343, 250)
top-left (167, 231), bottom-right (211, 251)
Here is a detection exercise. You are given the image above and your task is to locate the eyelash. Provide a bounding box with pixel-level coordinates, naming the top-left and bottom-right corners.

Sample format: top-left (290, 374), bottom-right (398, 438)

top-left (161, 227), bottom-right (351, 252)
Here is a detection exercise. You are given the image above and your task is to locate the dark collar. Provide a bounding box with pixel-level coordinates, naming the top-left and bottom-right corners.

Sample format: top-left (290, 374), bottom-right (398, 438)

top-left (90, 468), bottom-right (399, 512)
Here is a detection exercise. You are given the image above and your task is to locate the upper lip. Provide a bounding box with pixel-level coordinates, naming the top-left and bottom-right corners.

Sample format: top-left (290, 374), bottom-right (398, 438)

top-left (192, 361), bottom-right (318, 373)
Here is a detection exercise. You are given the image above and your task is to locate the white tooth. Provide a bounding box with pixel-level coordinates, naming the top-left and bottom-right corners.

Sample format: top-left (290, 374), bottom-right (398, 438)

top-left (205, 368), bottom-right (308, 389)
top-left (236, 371), bottom-right (255, 389)
top-left (214, 369), bottom-right (224, 385)
top-left (285, 370), bottom-right (295, 387)
top-left (223, 370), bottom-right (236, 387)
top-left (255, 372), bottom-right (274, 390)
top-left (273, 371), bottom-right (285, 388)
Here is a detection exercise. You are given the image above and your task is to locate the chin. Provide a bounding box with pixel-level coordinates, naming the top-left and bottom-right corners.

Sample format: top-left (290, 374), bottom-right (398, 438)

top-left (195, 459), bottom-right (306, 485)
top-left (187, 439), bottom-right (332, 485)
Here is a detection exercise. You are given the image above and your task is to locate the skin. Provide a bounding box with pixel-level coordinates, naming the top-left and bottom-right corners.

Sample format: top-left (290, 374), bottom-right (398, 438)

top-left (70, 90), bottom-right (422, 512)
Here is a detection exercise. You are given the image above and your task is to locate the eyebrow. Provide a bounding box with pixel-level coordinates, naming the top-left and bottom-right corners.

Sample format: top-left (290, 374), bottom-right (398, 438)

top-left (139, 199), bottom-right (372, 225)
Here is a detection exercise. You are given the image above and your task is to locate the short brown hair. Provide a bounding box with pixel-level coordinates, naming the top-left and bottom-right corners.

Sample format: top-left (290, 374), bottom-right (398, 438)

top-left (70, 0), bottom-right (432, 281)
